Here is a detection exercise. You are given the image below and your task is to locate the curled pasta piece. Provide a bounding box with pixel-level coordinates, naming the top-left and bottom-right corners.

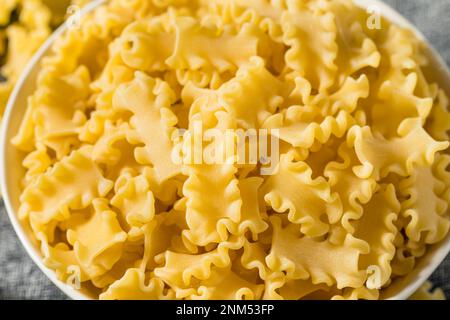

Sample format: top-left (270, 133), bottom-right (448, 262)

top-left (266, 216), bottom-right (369, 289)
top-left (38, 233), bottom-right (89, 284)
top-left (218, 56), bottom-right (284, 129)
top-left (121, 13), bottom-right (262, 76)
top-left (182, 161), bottom-right (242, 246)
top-left (19, 146), bottom-right (114, 236)
top-left (348, 118), bottom-right (449, 180)
top-left (113, 71), bottom-right (181, 183)
top-left (261, 153), bottom-right (342, 237)
top-left (281, 6), bottom-right (337, 91)
top-left (66, 199), bottom-right (127, 279)
top-left (262, 106), bottom-right (354, 149)
top-left (352, 184), bottom-right (400, 289)
top-left (154, 236), bottom-right (244, 298)
top-left (100, 268), bottom-right (174, 300)
top-left (324, 143), bottom-right (377, 234)
top-left (332, 287), bottom-right (379, 300)
top-left (111, 174), bottom-right (156, 227)
top-left (399, 154), bottom-right (450, 244)
top-left (221, 177), bottom-right (268, 240)
top-left (191, 267), bottom-right (264, 300)
top-left (426, 89), bottom-right (450, 141)
top-left (326, 0), bottom-right (380, 81)
top-left (13, 66), bottom-right (91, 157)
top-left (371, 73), bottom-right (433, 137)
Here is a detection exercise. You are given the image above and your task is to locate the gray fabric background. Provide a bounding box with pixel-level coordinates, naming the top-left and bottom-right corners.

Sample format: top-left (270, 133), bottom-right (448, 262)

top-left (0, 0), bottom-right (449, 300)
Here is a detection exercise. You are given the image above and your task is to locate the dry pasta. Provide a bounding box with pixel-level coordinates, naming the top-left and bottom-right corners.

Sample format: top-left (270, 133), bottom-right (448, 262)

top-left (8, 0), bottom-right (450, 300)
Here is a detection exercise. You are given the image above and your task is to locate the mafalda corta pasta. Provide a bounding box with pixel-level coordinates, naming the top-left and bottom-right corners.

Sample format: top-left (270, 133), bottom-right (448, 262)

top-left (0, 0), bottom-right (91, 116)
top-left (11, 0), bottom-right (450, 300)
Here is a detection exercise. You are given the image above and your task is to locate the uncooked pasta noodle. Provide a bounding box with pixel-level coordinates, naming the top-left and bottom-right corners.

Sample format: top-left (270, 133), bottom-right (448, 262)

top-left (7, 0), bottom-right (450, 299)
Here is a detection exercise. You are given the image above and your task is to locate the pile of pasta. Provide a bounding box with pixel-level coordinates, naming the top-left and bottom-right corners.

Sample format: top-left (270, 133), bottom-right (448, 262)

top-left (0, 0), bottom-right (90, 117)
top-left (12, 0), bottom-right (450, 299)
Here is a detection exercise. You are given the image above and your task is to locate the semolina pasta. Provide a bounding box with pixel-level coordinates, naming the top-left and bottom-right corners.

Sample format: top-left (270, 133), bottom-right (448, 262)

top-left (7, 0), bottom-right (450, 300)
top-left (0, 0), bottom-right (92, 117)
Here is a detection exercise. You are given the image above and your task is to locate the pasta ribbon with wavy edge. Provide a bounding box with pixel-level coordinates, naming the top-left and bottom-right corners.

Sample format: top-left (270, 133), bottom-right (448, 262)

top-left (220, 177), bottom-right (268, 240)
top-left (92, 121), bottom-right (130, 167)
top-left (284, 73), bottom-right (370, 118)
top-left (218, 56), bottom-right (284, 129)
top-left (19, 146), bottom-right (114, 238)
top-left (324, 143), bottom-right (377, 234)
top-left (371, 73), bottom-right (433, 137)
top-left (240, 239), bottom-right (330, 300)
top-left (143, 213), bottom-right (186, 269)
top-left (113, 71), bottom-right (181, 183)
top-left (66, 199), bottom-right (127, 279)
top-left (37, 233), bottom-right (89, 284)
top-left (262, 106), bottom-right (354, 149)
top-left (261, 153), bottom-right (342, 237)
top-left (182, 161), bottom-right (242, 246)
top-left (266, 216), bottom-right (369, 289)
top-left (277, 278), bottom-right (330, 300)
top-left (332, 286), bottom-right (379, 300)
top-left (0, 0), bottom-right (51, 85)
top-left (7, 0), bottom-right (450, 300)
top-left (100, 268), bottom-right (174, 300)
top-left (325, 0), bottom-right (380, 82)
top-left (22, 143), bottom-right (52, 184)
top-left (426, 89), bottom-right (450, 141)
top-left (111, 174), bottom-right (156, 228)
top-left (154, 236), bottom-right (244, 298)
top-left (191, 267), bottom-right (265, 300)
top-left (13, 66), bottom-right (91, 157)
top-left (399, 154), bottom-right (450, 244)
top-left (281, 5), bottom-right (338, 91)
top-left (352, 184), bottom-right (400, 289)
top-left (120, 13), bottom-right (262, 77)
top-left (205, 0), bottom-right (284, 44)
top-left (348, 118), bottom-right (449, 180)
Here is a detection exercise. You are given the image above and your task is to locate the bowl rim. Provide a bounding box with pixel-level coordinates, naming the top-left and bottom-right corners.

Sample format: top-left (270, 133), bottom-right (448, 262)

top-left (1, 0), bottom-right (449, 300)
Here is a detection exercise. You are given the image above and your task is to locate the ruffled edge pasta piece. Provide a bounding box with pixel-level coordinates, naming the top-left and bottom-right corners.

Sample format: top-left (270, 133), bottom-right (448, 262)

top-left (19, 146), bottom-right (113, 231)
top-left (266, 216), bottom-right (369, 289)
top-left (100, 268), bottom-right (174, 300)
top-left (399, 154), bottom-right (450, 244)
top-left (261, 153), bottom-right (342, 237)
top-left (348, 118), bottom-right (449, 180)
top-left (353, 184), bottom-right (400, 289)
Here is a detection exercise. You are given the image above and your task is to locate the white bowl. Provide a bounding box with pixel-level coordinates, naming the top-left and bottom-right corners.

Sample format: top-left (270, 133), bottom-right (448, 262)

top-left (1, 0), bottom-right (449, 300)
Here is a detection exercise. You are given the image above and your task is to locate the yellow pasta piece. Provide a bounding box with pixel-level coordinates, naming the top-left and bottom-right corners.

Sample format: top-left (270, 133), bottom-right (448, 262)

top-left (399, 154), bottom-right (450, 244)
top-left (427, 89), bottom-right (450, 140)
top-left (349, 118), bottom-right (449, 180)
top-left (182, 161), bottom-right (241, 246)
top-left (7, 0), bottom-right (450, 300)
top-left (111, 174), bottom-right (156, 227)
top-left (192, 267), bottom-right (264, 300)
top-left (261, 153), bottom-right (342, 237)
top-left (281, 5), bottom-right (337, 91)
top-left (19, 146), bottom-right (113, 236)
top-left (262, 106), bottom-right (354, 149)
top-left (100, 268), bottom-right (174, 300)
top-left (267, 216), bottom-right (369, 289)
top-left (66, 199), bottom-right (127, 278)
top-left (353, 184), bottom-right (400, 289)
top-left (324, 143), bottom-right (377, 234)
top-left (113, 72), bottom-right (181, 183)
